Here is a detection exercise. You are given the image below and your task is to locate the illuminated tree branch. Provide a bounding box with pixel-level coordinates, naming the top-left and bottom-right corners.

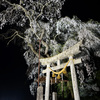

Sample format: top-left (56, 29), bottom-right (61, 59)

top-left (7, 32), bottom-right (17, 45)
top-left (3, 0), bottom-right (49, 56)
top-left (27, 43), bottom-right (39, 58)
top-left (19, 0), bottom-right (23, 5)
top-left (0, 32), bottom-right (16, 39)
top-left (35, 1), bottom-right (51, 21)
top-left (5, 0), bottom-right (15, 6)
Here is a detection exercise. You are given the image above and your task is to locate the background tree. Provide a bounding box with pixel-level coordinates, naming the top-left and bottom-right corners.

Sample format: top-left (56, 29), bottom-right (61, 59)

top-left (0, 0), bottom-right (100, 99)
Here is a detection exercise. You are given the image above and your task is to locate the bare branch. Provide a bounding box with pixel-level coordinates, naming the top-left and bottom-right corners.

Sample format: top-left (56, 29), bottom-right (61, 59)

top-left (0, 32), bottom-right (16, 39)
top-left (16, 33), bottom-right (40, 58)
top-left (35, 1), bottom-right (51, 21)
top-left (28, 43), bottom-right (39, 58)
top-left (41, 40), bottom-right (48, 55)
top-left (20, 0), bottom-right (23, 5)
top-left (17, 4), bottom-right (31, 21)
top-left (15, 5), bottom-right (41, 39)
top-left (5, 0), bottom-right (15, 6)
top-left (17, 32), bottom-right (48, 58)
top-left (3, 31), bottom-right (39, 58)
top-left (16, 33), bottom-right (25, 40)
top-left (40, 29), bottom-right (49, 55)
top-left (40, 29), bottom-right (45, 39)
top-left (7, 31), bottom-right (18, 45)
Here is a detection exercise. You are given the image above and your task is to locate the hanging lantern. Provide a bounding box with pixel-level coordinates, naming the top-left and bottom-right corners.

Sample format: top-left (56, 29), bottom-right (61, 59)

top-left (52, 73), bottom-right (55, 77)
top-left (57, 74), bottom-right (61, 79)
top-left (63, 70), bottom-right (67, 74)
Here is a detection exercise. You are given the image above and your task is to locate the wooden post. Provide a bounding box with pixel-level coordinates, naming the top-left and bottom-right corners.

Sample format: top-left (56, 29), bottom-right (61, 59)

top-left (45, 64), bottom-right (50, 100)
top-left (69, 56), bottom-right (80, 100)
top-left (52, 92), bottom-right (57, 100)
top-left (37, 86), bottom-right (43, 100)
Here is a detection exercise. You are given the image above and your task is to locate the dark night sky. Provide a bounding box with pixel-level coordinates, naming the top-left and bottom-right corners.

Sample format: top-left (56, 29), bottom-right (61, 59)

top-left (0, 42), bottom-right (34, 100)
top-left (0, 0), bottom-right (100, 100)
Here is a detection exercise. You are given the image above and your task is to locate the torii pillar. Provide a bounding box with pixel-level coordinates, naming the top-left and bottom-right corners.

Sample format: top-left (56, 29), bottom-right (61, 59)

top-left (45, 64), bottom-right (50, 100)
top-left (69, 55), bottom-right (80, 100)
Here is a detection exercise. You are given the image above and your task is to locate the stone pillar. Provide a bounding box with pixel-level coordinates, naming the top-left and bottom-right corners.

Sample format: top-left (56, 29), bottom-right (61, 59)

top-left (37, 86), bottom-right (43, 100)
top-left (69, 56), bottom-right (80, 100)
top-left (52, 92), bottom-right (57, 100)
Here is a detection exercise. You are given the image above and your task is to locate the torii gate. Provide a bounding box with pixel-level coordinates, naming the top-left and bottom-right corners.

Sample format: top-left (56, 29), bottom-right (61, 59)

top-left (40, 40), bottom-right (82, 100)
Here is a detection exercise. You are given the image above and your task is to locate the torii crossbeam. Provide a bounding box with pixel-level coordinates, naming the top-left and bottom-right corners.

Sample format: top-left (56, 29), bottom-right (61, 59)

top-left (40, 40), bottom-right (82, 100)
